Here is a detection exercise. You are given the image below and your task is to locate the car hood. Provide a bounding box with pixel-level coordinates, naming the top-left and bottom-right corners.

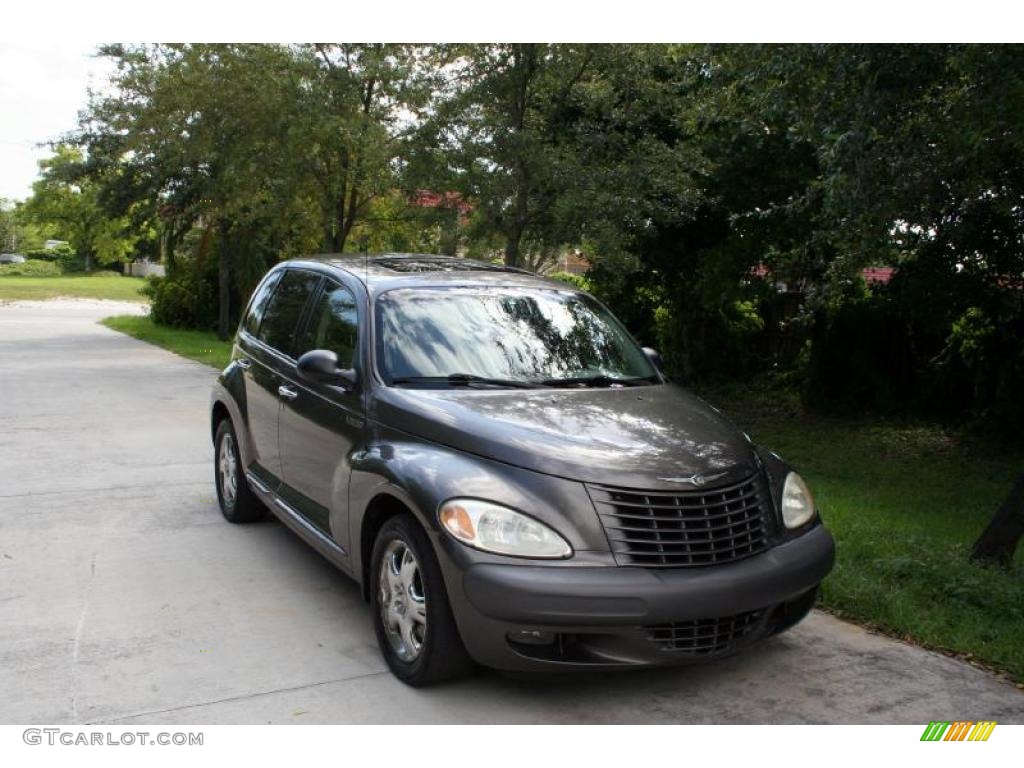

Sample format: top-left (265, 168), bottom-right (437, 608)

top-left (372, 383), bottom-right (758, 490)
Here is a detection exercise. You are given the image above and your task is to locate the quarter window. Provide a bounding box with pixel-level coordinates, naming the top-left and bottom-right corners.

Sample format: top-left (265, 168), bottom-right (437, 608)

top-left (297, 282), bottom-right (359, 368)
top-left (257, 269), bottom-right (321, 356)
top-left (242, 271), bottom-right (282, 338)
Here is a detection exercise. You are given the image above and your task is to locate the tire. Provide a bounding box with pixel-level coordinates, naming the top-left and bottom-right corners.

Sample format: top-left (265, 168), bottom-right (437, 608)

top-left (370, 514), bottom-right (475, 686)
top-left (214, 418), bottom-right (265, 523)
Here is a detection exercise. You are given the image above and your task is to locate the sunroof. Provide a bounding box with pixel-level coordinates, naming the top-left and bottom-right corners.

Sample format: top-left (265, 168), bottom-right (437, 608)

top-left (370, 256), bottom-right (516, 274)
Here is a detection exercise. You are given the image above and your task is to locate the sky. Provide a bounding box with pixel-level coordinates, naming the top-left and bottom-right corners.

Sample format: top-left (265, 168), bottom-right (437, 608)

top-left (0, 42), bottom-right (114, 202)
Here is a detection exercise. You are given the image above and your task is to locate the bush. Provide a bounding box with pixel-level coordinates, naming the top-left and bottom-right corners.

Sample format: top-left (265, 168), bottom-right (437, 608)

top-left (21, 247), bottom-right (61, 262)
top-left (933, 307), bottom-right (1024, 438)
top-left (547, 271), bottom-right (592, 292)
top-left (804, 297), bottom-right (917, 417)
top-left (22, 244), bottom-right (81, 270)
top-left (144, 273), bottom-right (218, 329)
top-left (57, 248), bottom-right (87, 273)
top-left (0, 259), bottom-right (62, 277)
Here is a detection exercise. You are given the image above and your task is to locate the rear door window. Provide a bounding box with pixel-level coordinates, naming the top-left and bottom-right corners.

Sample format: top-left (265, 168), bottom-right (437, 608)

top-left (257, 269), bottom-right (322, 357)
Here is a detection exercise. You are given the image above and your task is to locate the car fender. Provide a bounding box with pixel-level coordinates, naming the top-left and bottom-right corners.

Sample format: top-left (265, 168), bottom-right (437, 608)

top-left (347, 428), bottom-right (614, 594)
top-left (210, 362), bottom-right (255, 467)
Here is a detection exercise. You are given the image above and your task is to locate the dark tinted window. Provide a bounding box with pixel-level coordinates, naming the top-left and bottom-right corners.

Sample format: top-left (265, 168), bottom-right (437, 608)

top-left (297, 282), bottom-right (359, 367)
top-left (257, 270), bottom-right (321, 355)
top-left (242, 271), bottom-right (282, 337)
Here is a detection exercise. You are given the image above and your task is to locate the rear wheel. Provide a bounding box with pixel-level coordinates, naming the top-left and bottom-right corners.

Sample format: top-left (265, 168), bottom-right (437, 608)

top-left (214, 419), bottom-right (264, 523)
top-left (370, 514), bottom-right (474, 686)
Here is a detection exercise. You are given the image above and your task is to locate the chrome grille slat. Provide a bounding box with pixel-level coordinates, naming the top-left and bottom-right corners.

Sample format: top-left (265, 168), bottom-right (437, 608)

top-left (589, 472), bottom-right (771, 567)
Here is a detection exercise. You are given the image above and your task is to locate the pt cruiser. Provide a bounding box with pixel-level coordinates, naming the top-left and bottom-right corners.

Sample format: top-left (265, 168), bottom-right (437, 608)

top-left (210, 254), bottom-right (835, 685)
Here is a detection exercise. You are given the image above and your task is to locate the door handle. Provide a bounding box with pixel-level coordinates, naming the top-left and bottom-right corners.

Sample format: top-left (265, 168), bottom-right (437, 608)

top-left (278, 385), bottom-right (298, 401)
top-left (236, 358), bottom-right (251, 370)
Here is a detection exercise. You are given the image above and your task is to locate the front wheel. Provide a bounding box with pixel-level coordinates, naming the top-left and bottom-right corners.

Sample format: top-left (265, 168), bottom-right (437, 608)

top-left (370, 514), bottom-right (474, 686)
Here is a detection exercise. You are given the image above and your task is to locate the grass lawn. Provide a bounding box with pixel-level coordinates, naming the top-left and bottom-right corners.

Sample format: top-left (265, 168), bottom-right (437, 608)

top-left (706, 381), bottom-right (1024, 683)
top-left (0, 272), bottom-right (148, 302)
top-left (101, 315), bottom-right (233, 369)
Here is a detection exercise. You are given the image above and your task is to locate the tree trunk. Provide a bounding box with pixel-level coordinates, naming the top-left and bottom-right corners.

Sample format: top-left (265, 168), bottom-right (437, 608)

top-left (504, 205), bottom-right (527, 268)
top-left (504, 230), bottom-right (522, 268)
top-left (971, 471), bottom-right (1024, 566)
top-left (340, 186), bottom-right (359, 252)
top-left (217, 221), bottom-right (231, 341)
top-left (323, 223), bottom-right (343, 254)
top-left (160, 227), bottom-right (171, 273)
top-left (323, 190), bottom-right (354, 254)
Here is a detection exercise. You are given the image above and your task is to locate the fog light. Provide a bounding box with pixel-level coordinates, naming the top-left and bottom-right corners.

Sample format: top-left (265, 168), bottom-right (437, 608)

top-left (507, 629), bottom-right (556, 646)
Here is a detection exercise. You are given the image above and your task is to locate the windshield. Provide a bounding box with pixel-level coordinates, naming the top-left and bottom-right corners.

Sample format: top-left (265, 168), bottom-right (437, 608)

top-left (375, 287), bottom-right (658, 387)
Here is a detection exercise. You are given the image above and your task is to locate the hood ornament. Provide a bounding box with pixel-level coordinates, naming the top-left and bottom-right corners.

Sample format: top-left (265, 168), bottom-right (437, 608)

top-left (657, 471), bottom-right (727, 487)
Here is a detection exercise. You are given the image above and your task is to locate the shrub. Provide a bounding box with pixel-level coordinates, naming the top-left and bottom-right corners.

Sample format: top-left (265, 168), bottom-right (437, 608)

top-left (0, 259), bottom-right (62, 277)
top-left (22, 244), bottom-right (81, 270)
top-left (144, 272), bottom-right (217, 329)
top-left (804, 297), bottom-right (917, 417)
top-left (57, 248), bottom-right (87, 273)
top-left (547, 271), bottom-right (592, 292)
top-left (21, 247), bottom-right (61, 262)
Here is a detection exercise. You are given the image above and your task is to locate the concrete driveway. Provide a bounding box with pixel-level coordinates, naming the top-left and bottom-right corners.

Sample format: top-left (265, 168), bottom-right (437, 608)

top-left (1, 299), bottom-right (1022, 725)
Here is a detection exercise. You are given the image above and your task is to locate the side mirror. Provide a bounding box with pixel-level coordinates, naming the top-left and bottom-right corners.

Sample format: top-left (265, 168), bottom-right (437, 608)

top-left (642, 347), bottom-right (664, 372)
top-left (296, 349), bottom-right (357, 390)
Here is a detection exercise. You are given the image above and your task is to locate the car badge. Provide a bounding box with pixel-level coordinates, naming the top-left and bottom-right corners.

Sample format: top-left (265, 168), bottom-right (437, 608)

top-left (657, 471), bottom-right (727, 487)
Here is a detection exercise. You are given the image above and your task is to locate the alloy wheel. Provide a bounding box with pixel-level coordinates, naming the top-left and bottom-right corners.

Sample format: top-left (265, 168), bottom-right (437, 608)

top-left (378, 538), bottom-right (427, 662)
top-left (218, 433), bottom-right (238, 509)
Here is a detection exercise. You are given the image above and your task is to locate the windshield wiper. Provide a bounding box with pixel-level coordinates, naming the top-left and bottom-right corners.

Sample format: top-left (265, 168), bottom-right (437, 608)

top-left (390, 373), bottom-right (544, 389)
top-left (539, 375), bottom-right (655, 388)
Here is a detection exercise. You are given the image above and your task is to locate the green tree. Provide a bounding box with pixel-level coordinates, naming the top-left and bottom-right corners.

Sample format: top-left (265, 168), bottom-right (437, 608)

top-left (429, 44), bottom-right (604, 270)
top-left (20, 145), bottom-right (141, 270)
top-left (551, 45), bottom-right (776, 380)
top-left (80, 43), bottom-right (433, 337)
top-left (299, 44), bottom-right (436, 253)
top-left (0, 199), bottom-right (17, 252)
top-left (82, 44), bottom-right (321, 336)
top-left (706, 45), bottom-right (1024, 424)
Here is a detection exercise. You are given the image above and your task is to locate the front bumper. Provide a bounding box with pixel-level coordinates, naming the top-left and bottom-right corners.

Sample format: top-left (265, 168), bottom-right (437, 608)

top-left (446, 524), bottom-right (835, 671)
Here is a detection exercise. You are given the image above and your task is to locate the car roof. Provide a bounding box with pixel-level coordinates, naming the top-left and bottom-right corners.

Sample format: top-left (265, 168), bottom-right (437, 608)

top-left (281, 253), bottom-right (577, 295)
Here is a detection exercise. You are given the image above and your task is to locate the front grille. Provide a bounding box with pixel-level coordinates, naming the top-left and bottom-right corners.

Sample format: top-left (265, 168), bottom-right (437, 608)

top-left (588, 472), bottom-right (771, 567)
top-left (646, 610), bottom-right (765, 654)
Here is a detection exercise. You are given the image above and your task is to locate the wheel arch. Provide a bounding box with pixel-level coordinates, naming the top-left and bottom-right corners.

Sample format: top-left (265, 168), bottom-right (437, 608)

top-left (358, 491), bottom-right (422, 602)
top-left (211, 400), bottom-right (231, 443)
top-left (209, 379), bottom-right (255, 468)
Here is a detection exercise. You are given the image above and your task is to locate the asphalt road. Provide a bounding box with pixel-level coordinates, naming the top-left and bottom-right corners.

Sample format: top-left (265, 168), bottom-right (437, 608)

top-left (1, 298), bottom-right (1022, 725)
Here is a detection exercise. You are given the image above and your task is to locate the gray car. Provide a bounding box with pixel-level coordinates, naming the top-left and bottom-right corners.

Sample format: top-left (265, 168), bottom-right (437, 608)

top-left (210, 254), bottom-right (835, 686)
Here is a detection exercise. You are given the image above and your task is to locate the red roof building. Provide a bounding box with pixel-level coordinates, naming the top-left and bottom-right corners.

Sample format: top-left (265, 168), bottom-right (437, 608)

top-left (410, 191), bottom-right (472, 222)
top-left (751, 264), bottom-right (895, 289)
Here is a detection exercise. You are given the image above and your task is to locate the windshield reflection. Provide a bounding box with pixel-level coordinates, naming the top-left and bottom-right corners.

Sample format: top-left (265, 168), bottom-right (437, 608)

top-left (375, 287), bottom-right (657, 386)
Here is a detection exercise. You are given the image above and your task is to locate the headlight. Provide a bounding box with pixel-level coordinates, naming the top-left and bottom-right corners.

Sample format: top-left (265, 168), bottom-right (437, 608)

top-left (781, 472), bottom-right (816, 529)
top-left (439, 499), bottom-right (572, 559)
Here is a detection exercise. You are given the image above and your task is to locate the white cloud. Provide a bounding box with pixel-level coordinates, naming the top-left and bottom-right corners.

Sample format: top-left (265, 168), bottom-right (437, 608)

top-left (0, 42), bottom-right (115, 201)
